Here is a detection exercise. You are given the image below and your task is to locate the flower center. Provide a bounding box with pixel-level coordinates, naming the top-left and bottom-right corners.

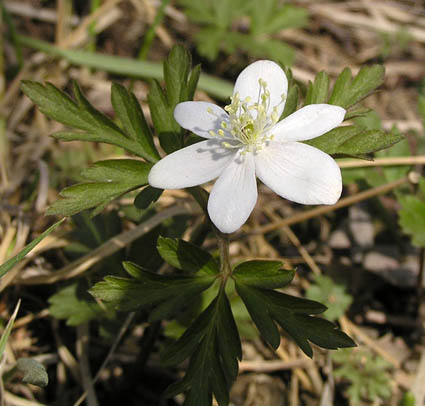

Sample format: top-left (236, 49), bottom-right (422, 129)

top-left (208, 78), bottom-right (285, 153)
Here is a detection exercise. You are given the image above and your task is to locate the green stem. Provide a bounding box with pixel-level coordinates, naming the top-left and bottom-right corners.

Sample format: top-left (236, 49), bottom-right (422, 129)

top-left (217, 232), bottom-right (232, 284)
top-left (138, 0), bottom-right (170, 60)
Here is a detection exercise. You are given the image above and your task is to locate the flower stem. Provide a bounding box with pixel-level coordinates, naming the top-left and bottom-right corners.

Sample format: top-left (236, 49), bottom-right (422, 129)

top-left (217, 231), bottom-right (232, 285)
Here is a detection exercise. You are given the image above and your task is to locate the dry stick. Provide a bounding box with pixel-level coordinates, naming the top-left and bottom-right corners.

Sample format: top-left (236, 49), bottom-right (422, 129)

top-left (253, 176), bottom-right (408, 236)
top-left (338, 156), bottom-right (425, 169)
top-left (411, 348), bottom-right (425, 405)
top-left (276, 346), bottom-right (313, 392)
top-left (76, 324), bottom-right (98, 406)
top-left (17, 204), bottom-right (193, 285)
top-left (238, 359), bottom-right (312, 373)
top-left (73, 313), bottom-right (135, 406)
top-left (59, 0), bottom-right (122, 49)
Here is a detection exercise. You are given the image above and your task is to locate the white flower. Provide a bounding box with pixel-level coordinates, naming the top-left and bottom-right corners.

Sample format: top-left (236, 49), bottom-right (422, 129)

top-left (149, 60), bottom-right (345, 234)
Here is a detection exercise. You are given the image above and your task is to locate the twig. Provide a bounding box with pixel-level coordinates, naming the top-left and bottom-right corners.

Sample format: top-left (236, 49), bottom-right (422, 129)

top-left (338, 156), bottom-right (425, 169)
top-left (76, 324), bottom-right (98, 406)
top-left (238, 359), bottom-right (312, 372)
top-left (73, 313), bottom-right (135, 406)
top-left (252, 176), bottom-right (408, 235)
top-left (16, 204), bottom-right (194, 285)
top-left (411, 348), bottom-right (425, 405)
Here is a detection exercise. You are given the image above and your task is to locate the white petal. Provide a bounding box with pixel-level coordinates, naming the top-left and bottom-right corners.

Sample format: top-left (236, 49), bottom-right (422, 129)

top-left (255, 141), bottom-right (342, 205)
top-left (233, 60), bottom-right (288, 118)
top-left (148, 140), bottom-right (236, 189)
top-left (270, 104), bottom-right (346, 142)
top-left (174, 101), bottom-right (229, 139)
top-left (208, 153), bottom-right (257, 234)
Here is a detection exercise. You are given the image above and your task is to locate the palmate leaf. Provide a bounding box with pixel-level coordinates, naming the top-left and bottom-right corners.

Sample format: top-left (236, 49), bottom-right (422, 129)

top-left (233, 261), bottom-right (355, 357)
top-left (162, 288), bottom-right (242, 406)
top-left (21, 81), bottom-right (158, 160)
top-left (47, 159), bottom-right (152, 217)
top-left (90, 261), bottom-right (217, 321)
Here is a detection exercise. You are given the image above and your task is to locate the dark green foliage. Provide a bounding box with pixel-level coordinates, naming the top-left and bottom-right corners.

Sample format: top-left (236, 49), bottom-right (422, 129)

top-left (161, 288), bottom-right (242, 406)
top-left (306, 126), bottom-right (403, 159)
top-left (111, 82), bottom-right (159, 162)
top-left (21, 81), bottom-right (156, 159)
top-left (90, 261), bottom-right (217, 321)
top-left (134, 186), bottom-right (163, 209)
top-left (148, 45), bottom-right (201, 153)
top-left (232, 260), bottom-right (295, 289)
top-left (157, 237), bottom-right (219, 275)
top-left (46, 159), bottom-right (152, 217)
top-left (328, 65), bottom-right (385, 109)
top-left (234, 261), bottom-right (356, 357)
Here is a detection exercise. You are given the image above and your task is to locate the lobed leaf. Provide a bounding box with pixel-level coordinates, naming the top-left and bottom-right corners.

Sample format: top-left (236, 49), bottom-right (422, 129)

top-left (236, 281), bottom-right (355, 357)
top-left (89, 261), bottom-right (216, 317)
top-left (47, 159), bottom-right (151, 217)
top-left (21, 81), bottom-right (148, 157)
top-left (111, 83), bottom-right (160, 162)
top-left (328, 65), bottom-right (385, 109)
top-left (305, 71), bottom-right (330, 105)
top-left (148, 45), bottom-right (200, 154)
top-left (157, 237), bottom-right (219, 275)
top-left (233, 260), bottom-right (294, 289)
top-left (306, 126), bottom-right (403, 159)
top-left (399, 194), bottom-right (425, 247)
top-left (162, 289), bottom-right (241, 406)
top-left (134, 186), bottom-right (163, 210)
top-left (48, 283), bottom-right (107, 326)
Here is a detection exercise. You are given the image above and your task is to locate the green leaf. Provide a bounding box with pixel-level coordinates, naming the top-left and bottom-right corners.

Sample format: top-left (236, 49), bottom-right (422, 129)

top-left (48, 283), bottom-right (108, 326)
top-left (157, 237), bottom-right (219, 275)
top-left (234, 283), bottom-right (281, 350)
top-left (0, 220), bottom-right (64, 278)
top-left (306, 126), bottom-right (403, 159)
top-left (306, 275), bottom-right (352, 321)
top-left (147, 79), bottom-right (182, 153)
top-left (21, 81), bottom-right (148, 157)
top-left (47, 159), bottom-right (151, 217)
top-left (90, 261), bottom-right (216, 319)
top-left (233, 260), bottom-right (294, 289)
top-left (281, 82), bottom-right (299, 119)
top-left (399, 193), bottom-right (425, 247)
top-left (16, 358), bottom-right (49, 387)
top-left (332, 348), bottom-right (392, 404)
top-left (328, 65), bottom-right (385, 109)
top-left (164, 46), bottom-right (191, 106)
top-left (162, 288), bottom-right (241, 406)
top-left (0, 300), bottom-right (21, 359)
top-left (111, 83), bottom-right (159, 162)
top-left (18, 35), bottom-right (233, 100)
top-left (250, 0), bottom-right (308, 35)
top-left (148, 45), bottom-right (201, 154)
top-left (195, 28), bottom-right (226, 61)
top-left (236, 282), bottom-right (355, 357)
top-left (134, 186), bottom-right (163, 210)
top-left (305, 71), bottom-right (330, 105)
